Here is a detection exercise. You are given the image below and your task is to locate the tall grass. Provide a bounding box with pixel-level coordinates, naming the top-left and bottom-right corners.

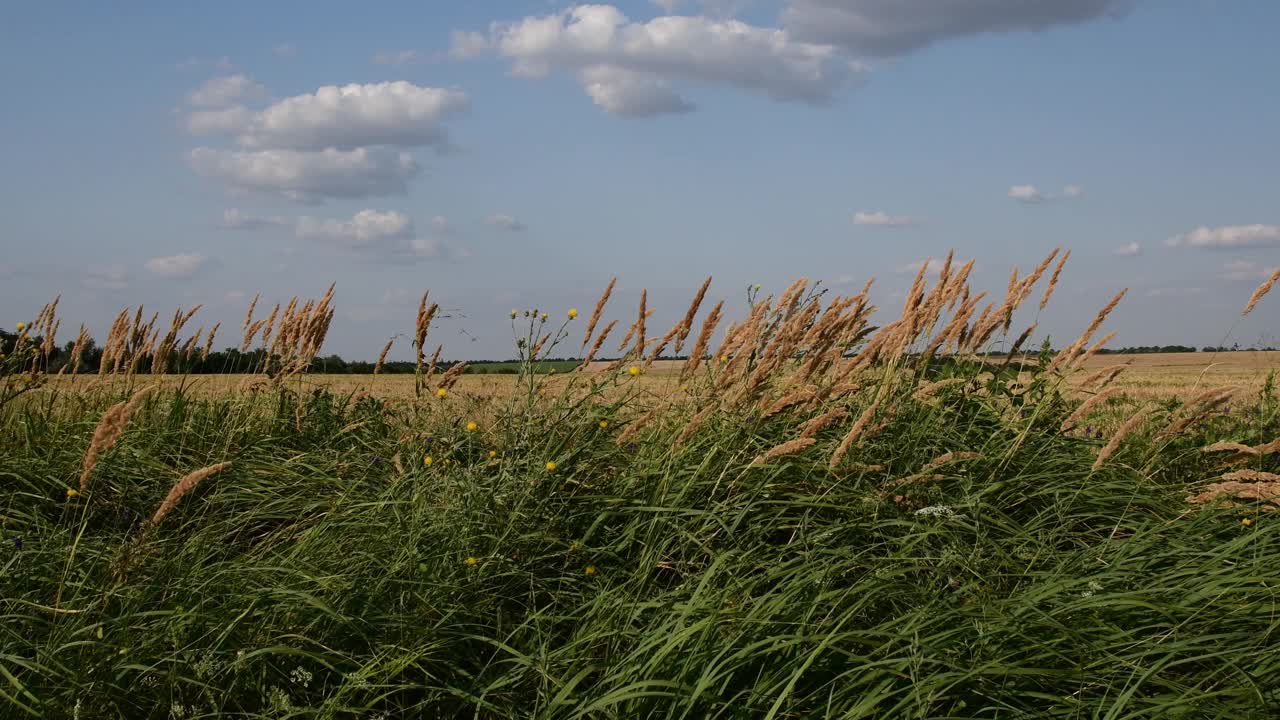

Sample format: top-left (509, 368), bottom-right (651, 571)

top-left (3, 256), bottom-right (1280, 718)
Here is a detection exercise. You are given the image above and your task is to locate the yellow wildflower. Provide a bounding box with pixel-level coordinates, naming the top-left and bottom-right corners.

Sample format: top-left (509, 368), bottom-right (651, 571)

top-left (466, 421), bottom-right (478, 432)
top-left (423, 455), bottom-right (433, 466)
top-left (65, 488), bottom-right (79, 498)
top-left (599, 420), bottom-right (609, 429)
top-left (584, 565), bottom-right (597, 576)
top-left (568, 308), bottom-right (578, 319)
top-left (15, 322), bottom-right (26, 332)
top-left (510, 309), bottom-right (518, 318)
top-left (628, 366), bottom-right (640, 376)
top-left (488, 450), bottom-right (498, 459)
top-left (1242, 518), bottom-right (1253, 527)
top-left (545, 461), bottom-right (557, 472)
top-left (464, 556), bottom-right (478, 566)
top-left (436, 388), bottom-right (448, 399)
top-left (540, 313), bottom-right (549, 322)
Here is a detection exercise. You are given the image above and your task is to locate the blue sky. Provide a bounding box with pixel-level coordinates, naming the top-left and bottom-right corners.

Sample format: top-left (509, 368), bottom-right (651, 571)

top-left (3, 0), bottom-right (1279, 359)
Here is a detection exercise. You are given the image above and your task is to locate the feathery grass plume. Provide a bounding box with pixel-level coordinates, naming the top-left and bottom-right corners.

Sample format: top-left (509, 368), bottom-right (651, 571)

top-left (673, 276), bottom-right (712, 354)
top-left (634, 289), bottom-right (647, 357)
top-left (414, 294), bottom-right (438, 369)
top-left (1241, 267), bottom-right (1280, 317)
top-left (1253, 438), bottom-right (1280, 454)
top-left (582, 277), bottom-right (615, 349)
top-left (374, 338), bottom-right (395, 375)
top-left (65, 324), bottom-right (89, 375)
top-left (1040, 248), bottom-right (1071, 311)
top-left (798, 408), bottom-right (848, 439)
top-left (180, 331), bottom-right (201, 365)
top-left (1046, 289), bottom-right (1127, 375)
top-left (1201, 441), bottom-right (1259, 456)
top-left (78, 386), bottom-right (154, 493)
top-left (1078, 362), bottom-right (1128, 390)
top-left (829, 396), bottom-right (882, 469)
top-left (149, 462), bottom-right (232, 526)
top-left (437, 361), bottom-right (468, 391)
top-left (922, 451), bottom-right (981, 472)
top-left (763, 387), bottom-right (817, 419)
top-left (425, 344), bottom-right (444, 383)
top-left (202, 322), bottom-right (220, 362)
top-left (1071, 330), bottom-right (1117, 370)
top-left (673, 404), bottom-right (717, 449)
top-left (681, 300), bottom-right (723, 380)
top-left (751, 438), bottom-right (816, 466)
top-left (259, 304), bottom-right (280, 349)
top-left (1187, 480), bottom-right (1280, 507)
top-left (579, 319), bottom-right (617, 369)
top-left (241, 319), bottom-right (266, 353)
top-left (998, 323), bottom-right (1038, 370)
top-left (1092, 406), bottom-right (1148, 472)
top-left (242, 293), bottom-right (259, 335)
top-left (912, 377), bottom-right (967, 402)
top-left (1060, 387), bottom-right (1121, 432)
top-left (1157, 387), bottom-right (1235, 438)
top-left (531, 333), bottom-right (551, 361)
top-left (643, 322), bottom-right (682, 372)
top-left (616, 404), bottom-right (662, 446)
top-left (1219, 469), bottom-right (1280, 483)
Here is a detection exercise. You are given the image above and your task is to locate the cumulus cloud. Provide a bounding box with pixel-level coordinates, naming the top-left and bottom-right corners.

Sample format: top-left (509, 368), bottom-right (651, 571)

top-left (220, 208), bottom-right (286, 230)
top-left (429, 215), bottom-right (454, 236)
top-left (854, 210), bottom-right (920, 227)
top-left (782, 0), bottom-right (1134, 57)
top-left (186, 106), bottom-right (252, 135)
top-left (1008, 184), bottom-right (1082, 204)
top-left (456, 4), bottom-right (864, 116)
top-left (229, 82), bottom-right (467, 151)
top-left (85, 264), bottom-right (129, 291)
top-left (145, 253), bottom-right (207, 278)
top-left (187, 74), bottom-right (266, 109)
top-left (1113, 242), bottom-right (1141, 257)
top-left (295, 209), bottom-right (459, 263)
top-left (485, 213), bottom-right (527, 231)
top-left (1166, 224), bottom-right (1280, 250)
top-left (189, 147), bottom-right (420, 202)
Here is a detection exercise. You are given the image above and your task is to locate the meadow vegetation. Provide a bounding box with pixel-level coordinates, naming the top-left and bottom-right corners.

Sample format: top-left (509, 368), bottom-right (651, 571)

top-left (3, 250), bottom-right (1280, 718)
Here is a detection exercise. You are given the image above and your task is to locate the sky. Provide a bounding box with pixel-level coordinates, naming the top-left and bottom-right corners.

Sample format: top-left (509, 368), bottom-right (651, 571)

top-left (2, 0), bottom-right (1279, 360)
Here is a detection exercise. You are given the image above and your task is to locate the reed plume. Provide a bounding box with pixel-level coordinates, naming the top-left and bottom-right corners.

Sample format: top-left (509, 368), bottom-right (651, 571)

top-left (149, 462), bottom-right (232, 526)
top-left (374, 338), bottom-right (395, 375)
top-left (79, 386), bottom-right (154, 493)
top-left (1242, 267), bottom-right (1280, 317)
top-left (1092, 406), bottom-right (1147, 472)
top-left (582, 277), bottom-right (615, 349)
top-left (751, 438), bottom-right (816, 466)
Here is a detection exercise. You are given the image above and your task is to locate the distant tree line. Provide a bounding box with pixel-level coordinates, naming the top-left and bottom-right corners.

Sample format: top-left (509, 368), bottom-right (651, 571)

top-left (2, 330), bottom-right (1275, 375)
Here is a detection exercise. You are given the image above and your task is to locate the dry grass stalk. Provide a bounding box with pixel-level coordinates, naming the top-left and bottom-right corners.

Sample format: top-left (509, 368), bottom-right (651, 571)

top-left (1242, 267), bottom-right (1280, 317)
top-left (1201, 441), bottom-right (1259, 456)
top-left (531, 333), bottom-right (551, 361)
top-left (202, 323), bottom-right (220, 362)
top-left (1219, 470), bottom-right (1280, 483)
top-left (1071, 331), bottom-right (1117, 370)
top-left (634, 289), bottom-right (648, 357)
top-left (1187, 481), bottom-right (1280, 507)
top-left (66, 324), bottom-right (89, 375)
top-left (673, 404), bottom-right (716, 449)
top-left (763, 387), bottom-right (816, 419)
top-left (1060, 387), bottom-right (1120, 432)
top-left (829, 397), bottom-right (881, 469)
top-left (616, 404), bottom-right (662, 446)
top-left (922, 451), bottom-right (981, 472)
top-left (149, 462), bottom-right (233, 526)
top-left (674, 276), bottom-right (713, 353)
top-left (374, 338), bottom-right (395, 375)
top-left (1092, 406), bottom-right (1148, 472)
top-left (1078, 363), bottom-right (1128, 390)
top-left (260, 304), bottom-right (280, 349)
top-left (643, 321), bottom-right (684, 371)
top-left (579, 319), bottom-right (617, 369)
top-left (1040, 249), bottom-right (1070, 311)
top-left (1157, 387), bottom-right (1234, 438)
top-left (242, 293), bottom-right (259, 335)
top-left (582, 277), bottom-right (616, 349)
top-left (751, 438), bottom-right (817, 466)
top-left (78, 386), bottom-right (155, 493)
top-left (425, 344), bottom-right (443, 383)
top-left (798, 408), bottom-right (847, 439)
top-left (681, 300), bottom-right (723, 380)
top-left (912, 377), bottom-right (967, 402)
top-left (998, 323), bottom-right (1038, 370)
top-left (437, 361), bottom-right (468, 391)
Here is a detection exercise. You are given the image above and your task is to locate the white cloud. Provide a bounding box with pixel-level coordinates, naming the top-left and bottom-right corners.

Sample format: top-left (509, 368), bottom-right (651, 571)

top-left (187, 74), bottom-right (266, 109)
top-left (1221, 260), bottom-right (1280, 282)
top-left (295, 209), bottom-right (460, 263)
top-left (429, 215), bottom-right (454, 235)
top-left (1166, 224), bottom-right (1280, 250)
top-left (189, 146), bottom-right (420, 202)
top-left (449, 31), bottom-right (491, 60)
top-left (485, 213), bottom-right (527, 231)
top-left (296, 209), bottom-right (413, 245)
top-left (854, 210), bottom-right (920, 227)
top-left (85, 264), bottom-right (129, 291)
top-left (373, 49), bottom-right (423, 65)
top-left (782, 0), bottom-right (1134, 57)
top-left (1113, 242), bottom-right (1140, 257)
top-left (1008, 184), bottom-right (1082, 204)
top-left (230, 81), bottom-right (467, 151)
top-left (220, 208), bottom-right (286, 230)
top-left (459, 4), bottom-right (864, 116)
top-left (185, 106), bottom-right (252, 135)
top-left (651, 0), bottom-right (684, 10)
top-left (145, 253), bottom-right (207, 278)
top-left (274, 44), bottom-right (298, 58)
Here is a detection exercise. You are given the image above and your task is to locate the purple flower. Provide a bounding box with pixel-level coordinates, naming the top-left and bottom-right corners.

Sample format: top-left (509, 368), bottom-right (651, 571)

top-left (1095, 430), bottom-right (1104, 439)
top-left (370, 455), bottom-right (382, 466)
top-left (627, 442), bottom-right (638, 451)
top-left (1085, 425), bottom-right (1094, 435)
top-left (12, 537), bottom-right (22, 550)
top-left (745, 415), bottom-right (757, 425)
